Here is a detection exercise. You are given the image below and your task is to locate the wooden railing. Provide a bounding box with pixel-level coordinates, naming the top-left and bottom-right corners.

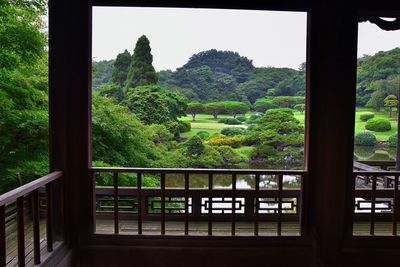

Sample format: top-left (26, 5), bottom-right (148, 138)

top-left (90, 167), bottom-right (305, 236)
top-left (0, 171), bottom-right (62, 266)
top-left (353, 171), bottom-right (399, 236)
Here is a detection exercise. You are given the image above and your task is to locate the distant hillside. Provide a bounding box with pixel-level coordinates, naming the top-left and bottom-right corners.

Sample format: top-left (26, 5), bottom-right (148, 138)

top-left (157, 49), bottom-right (304, 103)
top-left (357, 47), bottom-right (400, 107)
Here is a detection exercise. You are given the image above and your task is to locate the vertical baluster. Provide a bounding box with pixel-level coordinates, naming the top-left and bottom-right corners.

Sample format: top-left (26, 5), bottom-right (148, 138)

top-left (137, 172), bottom-right (142, 235)
top-left (254, 174), bottom-right (260, 236)
top-left (208, 173), bottom-right (213, 236)
top-left (45, 184), bottom-right (53, 252)
top-left (184, 173), bottom-right (189, 235)
top-left (32, 189), bottom-right (40, 264)
top-left (17, 197), bottom-right (25, 267)
top-left (161, 173), bottom-right (166, 235)
top-left (231, 174), bottom-right (236, 236)
top-left (0, 205), bottom-right (5, 267)
top-left (277, 174), bottom-right (283, 236)
top-left (393, 174), bottom-right (399, 236)
top-left (113, 172), bottom-right (119, 234)
top-left (370, 175), bottom-right (377, 235)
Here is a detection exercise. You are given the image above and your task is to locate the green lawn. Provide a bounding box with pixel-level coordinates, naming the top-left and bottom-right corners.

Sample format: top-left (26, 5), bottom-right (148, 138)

top-left (354, 108), bottom-right (398, 141)
top-left (181, 113), bottom-right (248, 138)
top-left (180, 108), bottom-right (396, 142)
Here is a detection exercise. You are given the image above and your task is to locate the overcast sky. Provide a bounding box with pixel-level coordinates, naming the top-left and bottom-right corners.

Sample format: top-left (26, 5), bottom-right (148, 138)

top-left (92, 7), bottom-right (400, 71)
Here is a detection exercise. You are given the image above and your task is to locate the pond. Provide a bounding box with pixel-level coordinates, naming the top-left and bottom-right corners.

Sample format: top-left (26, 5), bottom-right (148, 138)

top-left (354, 145), bottom-right (396, 160)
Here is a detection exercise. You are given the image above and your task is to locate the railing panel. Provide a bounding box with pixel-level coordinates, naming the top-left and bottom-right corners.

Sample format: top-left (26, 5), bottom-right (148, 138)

top-left (0, 171), bottom-right (62, 266)
top-left (92, 168), bottom-right (304, 237)
top-left (353, 171), bottom-right (400, 236)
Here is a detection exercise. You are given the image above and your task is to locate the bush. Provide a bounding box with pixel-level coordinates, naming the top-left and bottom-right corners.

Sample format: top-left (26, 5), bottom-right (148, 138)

top-left (177, 120), bottom-right (191, 133)
top-left (236, 116), bottom-right (247, 122)
top-left (359, 112), bottom-right (375, 122)
top-left (218, 118), bottom-right (242, 125)
top-left (207, 134), bottom-right (243, 148)
top-left (196, 131), bottom-right (210, 140)
top-left (388, 133), bottom-right (397, 147)
top-left (221, 127), bottom-right (246, 136)
top-left (354, 131), bottom-right (376, 146)
top-left (247, 113), bottom-right (262, 123)
top-left (365, 118), bottom-right (391, 132)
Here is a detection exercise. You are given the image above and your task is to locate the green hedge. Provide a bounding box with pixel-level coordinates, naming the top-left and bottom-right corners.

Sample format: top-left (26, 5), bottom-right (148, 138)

top-left (354, 131), bottom-right (376, 146)
top-left (359, 112), bottom-right (375, 122)
top-left (221, 127), bottom-right (246, 136)
top-left (177, 121), bottom-right (191, 133)
top-left (365, 118), bottom-right (391, 132)
top-left (218, 118), bottom-right (242, 125)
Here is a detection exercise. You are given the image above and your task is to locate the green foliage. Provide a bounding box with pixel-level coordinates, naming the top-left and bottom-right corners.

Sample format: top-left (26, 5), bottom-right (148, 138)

top-left (185, 136), bottom-right (205, 157)
top-left (357, 48), bottom-right (400, 106)
top-left (271, 96), bottom-right (304, 108)
top-left (365, 118), bottom-right (391, 132)
top-left (388, 133), bottom-right (398, 148)
top-left (125, 85), bottom-right (187, 124)
top-left (218, 118), bottom-right (242, 125)
top-left (236, 116), bottom-right (247, 122)
top-left (92, 60), bottom-right (114, 90)
top-left (186, 102), bottom-right (204, 121)
top-left (359, 112), bottom-right (375, 121)
top-left (223, 101), bottom-right (249, 118)
top-left (384, 94), bottom-right (398, 117)
top-left (207, 134), bottom-right (243, 148)
top-left (221, 127), bottom-right (246, 136)
top-left (97, 82), bottom-right (124, 103)
top-left (354, 131), bottom-right (377, 146)
top-left (205, 102), bottom-right (225, 119)
top-left (111, 49), bottom-right (131, 86)
top-left (196, 131), bottom-right (210, 140)
top-left (125, 35), bottom-right (158, 88)
top-left (293, 104), bottom-right (305, 113)
top-left (180, 49), bottom-right (254, 83)
top-left (253, 98), bottom-right (278, 112)
top-left (235, 67), bottom-right (298, 103)
top-left (370, 150), bottom-right (390, 160)
top-left (177, 121), bottom-right (191, 133)
top-left (247, 113), bottom-right (262, 124)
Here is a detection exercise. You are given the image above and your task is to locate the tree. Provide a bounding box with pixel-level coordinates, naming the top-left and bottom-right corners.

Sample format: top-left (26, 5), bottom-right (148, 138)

top-left (111, 49), bottom-right (131, 86)
top-left (186, 102), bottom-right (204, 121)
top-left (205, 102), bottom-right (225, 119)
top-left (125, 35), bottom-right (158, 88)
top-left (253, 98), bottom-right (278, 112)
top-left (223, 101), bottom-right (249, 118)
top-left (125, 86), bottom-right (170, 124)
top-left (97, 82), bottom-right (124, 103)
top-left (384, 94), bottom-right (398, 117)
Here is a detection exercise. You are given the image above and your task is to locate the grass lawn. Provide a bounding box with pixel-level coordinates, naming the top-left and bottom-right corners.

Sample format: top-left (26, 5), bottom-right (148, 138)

top-left (181, 113), bottom-right (248, 138)
top-left (354, 108), bottom-right (398, 141)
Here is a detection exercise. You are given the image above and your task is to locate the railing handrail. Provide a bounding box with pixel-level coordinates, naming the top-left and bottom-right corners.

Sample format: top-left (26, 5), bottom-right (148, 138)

top-left (0, 171), bottom-right (62, 206)
top-left (354, 171), bottom-right (400, 176)
top-left (90, 167), bottom-right (306, 175)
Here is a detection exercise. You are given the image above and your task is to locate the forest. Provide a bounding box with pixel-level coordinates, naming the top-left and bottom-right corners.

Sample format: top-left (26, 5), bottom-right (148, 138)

top-left (2, 0), bottom-right (400, 192)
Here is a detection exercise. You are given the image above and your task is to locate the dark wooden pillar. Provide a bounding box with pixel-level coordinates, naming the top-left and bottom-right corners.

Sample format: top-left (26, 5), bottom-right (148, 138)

top-left (48, 0), bottom-right (92, 247)
top-left (307, 2), bottom-right (358, 266)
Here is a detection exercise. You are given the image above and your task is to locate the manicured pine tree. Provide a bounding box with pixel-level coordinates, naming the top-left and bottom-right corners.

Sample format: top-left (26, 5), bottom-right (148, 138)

top-left (125, 35), bottom-right (158, 88)
top-left (111, 49), bottom-right (132, 86)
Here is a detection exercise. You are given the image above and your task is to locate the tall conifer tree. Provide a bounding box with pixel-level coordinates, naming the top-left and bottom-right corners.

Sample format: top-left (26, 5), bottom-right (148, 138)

top-left (125, 35), bottom-right (158, 88)
top-left (111, 49), bottom-right (131, 86)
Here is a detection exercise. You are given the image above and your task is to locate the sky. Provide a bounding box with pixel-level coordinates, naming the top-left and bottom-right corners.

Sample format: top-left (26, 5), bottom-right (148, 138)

top-left (92, 7), bottom-right (400, 71)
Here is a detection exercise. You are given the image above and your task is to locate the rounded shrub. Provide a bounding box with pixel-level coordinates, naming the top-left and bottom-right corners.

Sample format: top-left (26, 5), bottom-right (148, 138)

top-left (354, 131), bottom-right (377, 146)
top-left (370, 150), bottom-right (390, 160)
top-left (196, 131), bottom-right (210, 140)
top-left (177, 121), bottom-right (191, 133)
top-left (218, 118), bottom-right (242, 125)
top-left (247, 113), bottom-right (262, 123)
top-left (359, 112), bottom-right (375, 122)
top-left (221, 127), bottom-right (246, 136)
top-left (365, 118), bottom-right (391, 132)
top-left (388, 133), bottom-right (397, 147)
top-left (207, 134), bottom-right (243, 148)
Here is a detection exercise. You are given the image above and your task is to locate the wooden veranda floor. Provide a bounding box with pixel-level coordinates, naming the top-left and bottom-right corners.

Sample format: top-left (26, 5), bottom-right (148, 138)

top-left (95, 219), bottom-right (398, 236)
